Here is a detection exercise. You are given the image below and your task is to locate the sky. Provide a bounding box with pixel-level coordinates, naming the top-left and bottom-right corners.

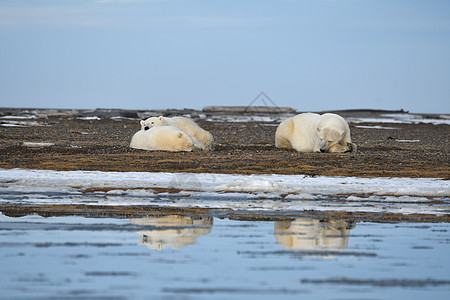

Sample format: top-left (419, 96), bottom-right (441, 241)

top-left (0, 0), bottom-right (449, 113)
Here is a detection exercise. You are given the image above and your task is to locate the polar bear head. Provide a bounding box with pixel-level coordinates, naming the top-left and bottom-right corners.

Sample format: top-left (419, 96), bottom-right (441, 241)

top-left (317, 127), bottom-right (345, 152)
top-left (140, 116), bottom-right (164, 131)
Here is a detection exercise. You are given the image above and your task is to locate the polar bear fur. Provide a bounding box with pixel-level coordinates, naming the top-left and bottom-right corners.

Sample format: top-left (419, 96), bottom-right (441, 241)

top-left (140, 116), bottom-right (214, 150)
top-left (130, 126), bottom-right (203, 152)
top-left (275, 113), bottom-right (357, 153)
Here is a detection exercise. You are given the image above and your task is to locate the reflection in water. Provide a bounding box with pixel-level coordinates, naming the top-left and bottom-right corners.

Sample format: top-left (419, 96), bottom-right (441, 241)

top-left (1, 212), bottom-right (449, 299)
top-left (130, 215), bottom-right (355, 252)
top-left (130, 215), bottom-right (213, 250)
top-left (275, 218), bottom-right (356, 252)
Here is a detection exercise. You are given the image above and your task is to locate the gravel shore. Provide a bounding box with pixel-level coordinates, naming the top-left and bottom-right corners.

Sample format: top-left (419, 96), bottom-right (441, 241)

top-left (0, 108), bottom-right (448, 178)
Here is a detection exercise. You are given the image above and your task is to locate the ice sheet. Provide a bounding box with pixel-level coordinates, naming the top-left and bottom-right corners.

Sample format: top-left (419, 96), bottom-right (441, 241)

top-left (0, 169), bottom-right (448, 215)
top-left (347, 114), bottom-right (450, 125)
top-left (2, 110), bottom-right (449, 125)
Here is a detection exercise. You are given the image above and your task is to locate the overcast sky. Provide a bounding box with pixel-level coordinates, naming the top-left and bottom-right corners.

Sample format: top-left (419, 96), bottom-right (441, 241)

top-left (0, 0), bottom-right (449, 113)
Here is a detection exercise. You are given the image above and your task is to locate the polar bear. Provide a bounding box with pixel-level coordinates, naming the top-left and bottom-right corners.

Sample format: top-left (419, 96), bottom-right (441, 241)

top-left (130, 126), bottom-right (203, 152)
top-left (275, 113), bottom-right (357, 153)
top-left (140, 116), bottom-right (214, 150)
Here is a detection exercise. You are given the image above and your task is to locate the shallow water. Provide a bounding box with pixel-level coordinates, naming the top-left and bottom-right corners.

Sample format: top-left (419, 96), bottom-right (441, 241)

top-left (1, 212), bottom-right (449, 300)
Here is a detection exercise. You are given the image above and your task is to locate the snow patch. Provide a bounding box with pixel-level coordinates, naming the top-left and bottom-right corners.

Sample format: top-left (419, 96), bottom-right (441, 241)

top-left (0, 169), bottom-right (448, 215)
top-left (77, 116), bottom-right (101, 120)
top-left (22, 142), bottom-right (54, 147)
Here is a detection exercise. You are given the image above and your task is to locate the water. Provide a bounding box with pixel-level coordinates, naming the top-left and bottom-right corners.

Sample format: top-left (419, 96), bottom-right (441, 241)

top-left (1, 168), bottom-right (449, 299)
top-left (1, 212), bottom-right (449, 300)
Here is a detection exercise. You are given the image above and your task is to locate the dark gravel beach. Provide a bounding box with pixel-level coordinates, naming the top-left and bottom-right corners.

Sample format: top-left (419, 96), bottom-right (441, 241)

top-left (0, 108), bottom-right (448, 178)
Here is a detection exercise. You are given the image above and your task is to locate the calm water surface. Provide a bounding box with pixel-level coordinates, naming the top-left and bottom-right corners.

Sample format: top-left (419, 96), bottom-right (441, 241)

top-left (1, 213), bottom-right (449, 299)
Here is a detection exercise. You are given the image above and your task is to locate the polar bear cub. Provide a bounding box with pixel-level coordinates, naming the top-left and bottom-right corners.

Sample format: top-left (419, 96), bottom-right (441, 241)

top-left (275, 113), bottom-right (357, 153)
top-left (140, 116), bottom-right (215, 150)
top-left (130, 126), bottom-right (203, 152)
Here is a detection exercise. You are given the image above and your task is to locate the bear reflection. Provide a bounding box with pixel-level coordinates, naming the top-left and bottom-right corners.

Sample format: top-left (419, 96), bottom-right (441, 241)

top-left (275, 218), bottom-right (355, 252)
top-left (130, 215), bottom-right (213, 250)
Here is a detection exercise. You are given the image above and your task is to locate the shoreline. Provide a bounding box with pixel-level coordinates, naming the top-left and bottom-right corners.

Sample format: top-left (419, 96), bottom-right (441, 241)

top-left (1, 107), bottom-right (449, 223)
top-left (1, 204), bottom-right (449, 223)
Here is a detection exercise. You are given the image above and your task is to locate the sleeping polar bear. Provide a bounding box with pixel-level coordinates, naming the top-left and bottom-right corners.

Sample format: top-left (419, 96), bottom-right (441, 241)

top-left (275, 113), bottom-right (357, 153)
top-left (140, 116), bottom-right (214, 150)
top-left (130, 126), bottom-right (203, 152)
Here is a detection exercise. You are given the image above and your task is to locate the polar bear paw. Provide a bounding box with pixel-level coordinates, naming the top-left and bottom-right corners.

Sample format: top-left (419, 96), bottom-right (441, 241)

top-left (327, 142), bottom-right (357, 153)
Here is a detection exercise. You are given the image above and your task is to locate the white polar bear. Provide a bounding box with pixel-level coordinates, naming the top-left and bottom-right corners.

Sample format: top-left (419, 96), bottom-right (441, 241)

top-left (275, 113), bottom-right (357, 153)
top-left (140, 116), bottom-right (214, 150)
top-left (130, 126), bottom-right (203, 152)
